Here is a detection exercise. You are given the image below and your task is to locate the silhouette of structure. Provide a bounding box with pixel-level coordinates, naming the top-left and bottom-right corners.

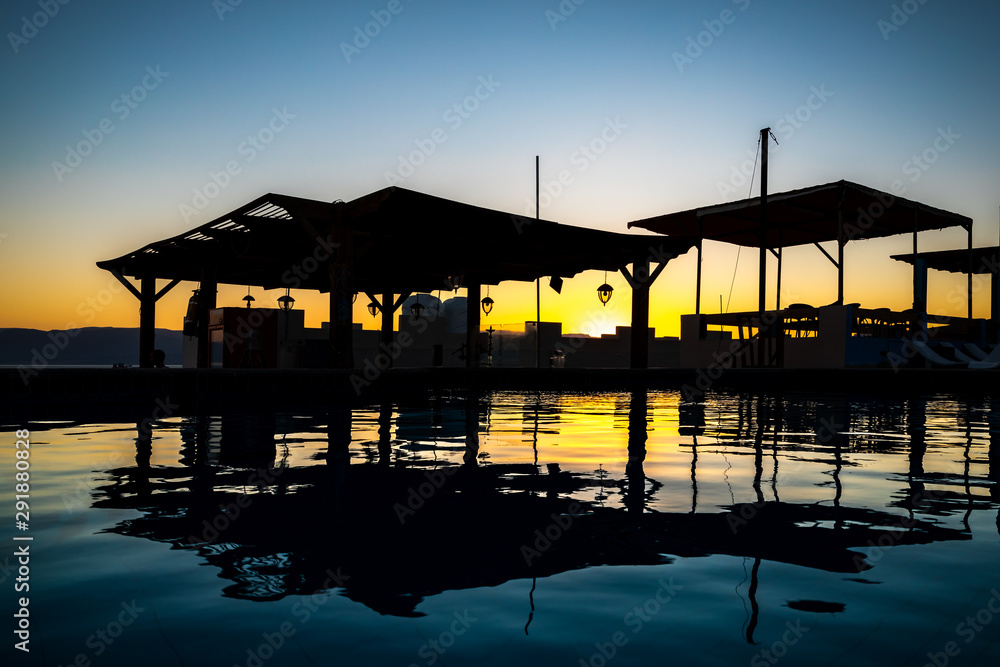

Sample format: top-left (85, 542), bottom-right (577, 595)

top-left (629, 179), bottom-right (979, 367)
top-left (892, 246), bottom-right (1000, 319)
top-left (88, 391), bottom-right (993, 621)
top-left (97, 187), bottom-right (694, 369)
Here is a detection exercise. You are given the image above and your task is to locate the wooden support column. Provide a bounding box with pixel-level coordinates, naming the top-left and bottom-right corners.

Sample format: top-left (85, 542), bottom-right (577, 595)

top-left (967, 223), bottom-right (974, 321)
top-left (380, 291), bottom-right (394, 356)
top-left (104, 270), bottom-right (179, 368)
top-left (695, 218), bottom-right (704, 315)
top-left (630, 260), bottom-right (650, 370)
top-left (776, 245), bottom-right (783, 311)
top-left (912, 209), bottom-right (922, 314)
top-left (466, 282), bottom-right (481, 368)
top-left (695, 238), bottom-right (703, 315)
top-left (837, 183), bottom-right (845, 305)
top-left (837, 219), bottom-right (845, 304)
top-left (914, 258), bottom-right (928, 323)
top-left (328, 204), bottom-right (355, 369)
top-left (196, 272), bottom-right (217, 369)
top-left (139, 276), bottom-right (155, 368)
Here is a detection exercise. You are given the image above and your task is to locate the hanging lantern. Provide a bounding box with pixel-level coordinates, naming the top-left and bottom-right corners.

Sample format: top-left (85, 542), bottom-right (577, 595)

top-left (243, 285), bottom-right (255, 308)
top-left (367, 300), bottom-right (380, 317)
top-left (481, 285), bottom-right (494, 316)
top-left (278, 288), bottom-right (295, 312)
top-left (597, 272), bottom-right (613, 306)
top-left (410, 296), bottom-right (424, 319)
top-left (183, 289), bottom-right (200, 336)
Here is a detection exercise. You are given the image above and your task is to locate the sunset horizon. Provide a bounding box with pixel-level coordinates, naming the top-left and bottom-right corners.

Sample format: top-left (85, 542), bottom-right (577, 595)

top-left (4, 4), bottom-right (1000, 665)
top-left (3, 1), bottom-right (997, 339)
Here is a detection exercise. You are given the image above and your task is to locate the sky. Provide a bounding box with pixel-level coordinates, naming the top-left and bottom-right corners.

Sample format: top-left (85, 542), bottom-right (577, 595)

top-left (1, 0), bottom-right (998, 338)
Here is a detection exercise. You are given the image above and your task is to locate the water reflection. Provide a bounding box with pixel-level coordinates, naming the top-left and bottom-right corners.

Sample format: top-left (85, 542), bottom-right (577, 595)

top-left (90, 391), bottom-right (997, 629)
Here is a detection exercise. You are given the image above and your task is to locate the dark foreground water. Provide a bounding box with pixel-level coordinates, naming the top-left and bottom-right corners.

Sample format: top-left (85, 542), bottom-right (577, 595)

top-left (3, 390), bottom-right (999, 666)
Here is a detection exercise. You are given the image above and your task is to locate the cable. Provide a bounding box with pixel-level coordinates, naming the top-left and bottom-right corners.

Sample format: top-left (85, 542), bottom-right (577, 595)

top-left (723, 137), bottom-right (761, 316)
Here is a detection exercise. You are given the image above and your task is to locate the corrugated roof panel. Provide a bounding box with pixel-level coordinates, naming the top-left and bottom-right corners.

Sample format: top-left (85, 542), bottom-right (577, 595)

top-left (244, 202), bottom-right (292, 219)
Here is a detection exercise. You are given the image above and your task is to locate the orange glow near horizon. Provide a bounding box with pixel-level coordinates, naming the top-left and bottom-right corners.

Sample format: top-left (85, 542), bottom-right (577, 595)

top-left (3, 226), bottom-right (990, 338)
top-left (4, 228), bottom-right (991, 338)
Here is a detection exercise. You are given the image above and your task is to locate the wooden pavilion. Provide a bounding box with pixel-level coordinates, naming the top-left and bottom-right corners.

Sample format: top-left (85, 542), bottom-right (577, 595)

top-left (628, 179), bottom-right (976, 367)
top-left (892, 246), bottom-right (1000, 322)
top-left (97, 186), bottom-right (695, 369)
top-left (629, 179), bottom-right (973, 316)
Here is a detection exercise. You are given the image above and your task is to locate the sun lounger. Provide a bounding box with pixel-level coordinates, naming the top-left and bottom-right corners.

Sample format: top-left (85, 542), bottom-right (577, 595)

top-left (942, 342), bottom-right (976, 363)
top-left (964, 343), bottom-right (990, 361)
top-left (965, 343), bottom-right (1000, 369)
top-left (930, 342), bottom-right (1000, 369)
top-left (910, 339), bottom-right (963, 367)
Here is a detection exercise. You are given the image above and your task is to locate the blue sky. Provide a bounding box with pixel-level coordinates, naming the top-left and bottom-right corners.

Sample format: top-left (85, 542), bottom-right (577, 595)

top-left (2, 0), bottom-right (998, 333)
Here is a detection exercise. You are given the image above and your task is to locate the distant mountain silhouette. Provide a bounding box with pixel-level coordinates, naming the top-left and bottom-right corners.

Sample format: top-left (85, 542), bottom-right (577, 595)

top-left (0, 327), bottom-right (183, 366)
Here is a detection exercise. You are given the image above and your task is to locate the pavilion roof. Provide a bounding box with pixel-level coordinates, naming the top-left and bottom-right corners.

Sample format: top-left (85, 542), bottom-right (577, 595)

top-left (627, 180), bottom-right (972, 248)
top-left (891, 247), bottom-right (1000, 275)
top-left (98, 187), bottom-right (695, 294)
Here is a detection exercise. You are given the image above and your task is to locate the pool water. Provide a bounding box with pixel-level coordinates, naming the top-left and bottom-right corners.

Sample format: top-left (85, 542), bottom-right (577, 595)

top-left (3, 390), bottom-right (999, 666)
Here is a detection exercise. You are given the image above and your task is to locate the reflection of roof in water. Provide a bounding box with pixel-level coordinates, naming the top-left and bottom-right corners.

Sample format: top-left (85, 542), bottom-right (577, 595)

top-left (78, 390), bottom-right (999, 619)
top-left (95, 457), bottom-right (971, 617)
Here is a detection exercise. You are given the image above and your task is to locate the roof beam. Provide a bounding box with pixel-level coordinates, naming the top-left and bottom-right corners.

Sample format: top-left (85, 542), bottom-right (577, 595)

top-left (155, 278), bottom-right (181, 302)
top-left (110, 269), bottom-right (142, 301)
top-left (620, 259), bottom-right (668, 289)
top-left (813, 242), bottom-right (840, 269)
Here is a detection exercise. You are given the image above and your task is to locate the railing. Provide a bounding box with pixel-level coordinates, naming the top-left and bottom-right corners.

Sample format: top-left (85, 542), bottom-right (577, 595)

top-left (698, 311), bottom-right (785, 368)
top-left (691, 305), bottom-right (991, 369)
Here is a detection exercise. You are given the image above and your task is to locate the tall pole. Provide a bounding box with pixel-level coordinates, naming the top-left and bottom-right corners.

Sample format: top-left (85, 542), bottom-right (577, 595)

top-left (759, 127), bottom-right (769, 316)
top-left (758, 128), bottom-right (769, 367)
top-left (536, 155), bottom-right (541, 369)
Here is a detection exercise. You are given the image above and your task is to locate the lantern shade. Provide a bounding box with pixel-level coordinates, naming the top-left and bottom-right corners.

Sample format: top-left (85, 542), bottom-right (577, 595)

top-left (183, 290), bottom-right (200, 336)
top-left (278, 294), bottom-right (295, 311)
top-left (597, 283), bottom-right (613, 305)
top-left (243, 294), bottom-right (255, 308)
top-left (367, 300), bottom-right (379, 317)
top-left (481, 296), bottom-right (494, 315)
top-left (410, 301), bottom-right (424, 318)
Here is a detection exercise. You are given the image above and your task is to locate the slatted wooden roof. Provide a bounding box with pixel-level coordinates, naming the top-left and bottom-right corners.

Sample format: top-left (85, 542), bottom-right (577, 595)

top-left (98, 187), bottom-right (695, 294)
